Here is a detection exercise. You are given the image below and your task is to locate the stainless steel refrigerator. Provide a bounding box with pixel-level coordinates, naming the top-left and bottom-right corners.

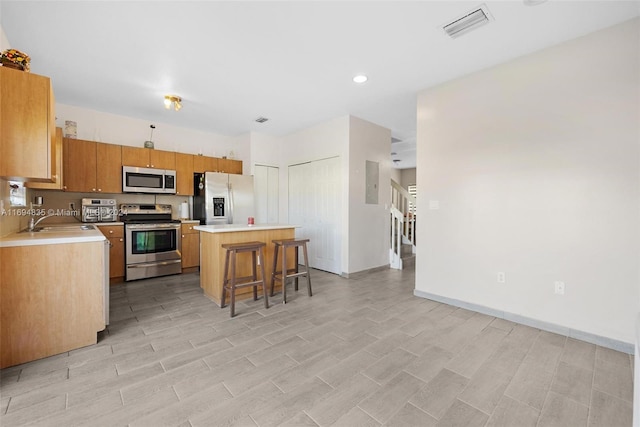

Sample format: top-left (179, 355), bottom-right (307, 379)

top-left (193, 172), bottom-right (255, 225)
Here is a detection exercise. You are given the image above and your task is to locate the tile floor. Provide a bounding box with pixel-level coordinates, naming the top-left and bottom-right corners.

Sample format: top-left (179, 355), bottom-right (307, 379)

top-left (0, 267), bottom-right (634, 426)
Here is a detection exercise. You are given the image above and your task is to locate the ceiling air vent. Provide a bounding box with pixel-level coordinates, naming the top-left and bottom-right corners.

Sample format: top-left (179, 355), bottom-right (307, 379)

top-left (442, 4), bottom-right (493, 39)
top-left (255, 117), bottom-right (269, 123)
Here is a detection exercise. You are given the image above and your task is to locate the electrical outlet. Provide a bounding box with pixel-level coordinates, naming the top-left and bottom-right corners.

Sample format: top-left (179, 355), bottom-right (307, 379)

top-left (554, 281), bottom-right (565, 295)
top-left (497, 272), bottom-right (505, 283)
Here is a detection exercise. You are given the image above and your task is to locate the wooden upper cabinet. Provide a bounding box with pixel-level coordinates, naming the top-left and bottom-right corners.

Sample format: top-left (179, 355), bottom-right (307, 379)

top-left (175, 152), bottom-right (194, 196)
top-left (96, 142), bottom-right (122, 193)
top-left (63, 138), bottom-right (97, 192)
top-left (193, 155), bottom-right (218, 173)
top-left (0, 67), bottom-right (55, 181)
top-left (26, 127), bottom-right (63, 190)
top-left (218, 158), bottom-right (243, 174)
top-left (122, 146), bottom-right (176, 169)
top-left (63, 139), bottom-right (122, 193)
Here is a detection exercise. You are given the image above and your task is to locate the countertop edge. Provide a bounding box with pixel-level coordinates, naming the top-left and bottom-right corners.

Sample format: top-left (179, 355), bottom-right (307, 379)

top-left (194, 224), bottom-right (298, 233)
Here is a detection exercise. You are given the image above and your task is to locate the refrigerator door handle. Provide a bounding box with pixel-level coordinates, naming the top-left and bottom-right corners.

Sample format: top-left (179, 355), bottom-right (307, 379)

top-left (228, 181), bottom-right (234, 224)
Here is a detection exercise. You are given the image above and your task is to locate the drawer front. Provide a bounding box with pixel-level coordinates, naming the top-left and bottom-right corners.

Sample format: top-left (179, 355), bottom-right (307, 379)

top-left (98, 225), bottom-right (124, 238)
top-left (181, 223), bottom-right (198, 235)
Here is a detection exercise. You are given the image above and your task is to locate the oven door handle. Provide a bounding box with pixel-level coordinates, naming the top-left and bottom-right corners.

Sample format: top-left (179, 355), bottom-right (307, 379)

top-left (127, 259), bottom-right (182, 268)
top-left (125, 223), bottom-right (181, 230)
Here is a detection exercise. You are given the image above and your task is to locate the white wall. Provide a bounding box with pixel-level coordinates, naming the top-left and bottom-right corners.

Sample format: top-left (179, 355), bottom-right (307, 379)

top-left (55, 104), bottom-right (242, 159)
top-left (416, 18), bottom-right (640, 346)
top-left (400, 168), bottom-right (416, 189)
top-left (348, 116), bottom-right (392, 273)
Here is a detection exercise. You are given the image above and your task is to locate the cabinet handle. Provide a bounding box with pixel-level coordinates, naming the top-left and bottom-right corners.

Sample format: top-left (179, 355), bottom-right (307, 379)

top-left (119, 238), bottom-right (123, 242)
top-left (109, 230), bottom-right (113, 234)
top-left (182, 234), bottom-right (185, 238)
top-left (92, 188), bottom-right (96, 191)
top-left (98, 189), bottom-right (102, 192)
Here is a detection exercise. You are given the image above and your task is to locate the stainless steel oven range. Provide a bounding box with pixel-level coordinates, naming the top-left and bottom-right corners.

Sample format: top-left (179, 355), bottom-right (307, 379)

top-left (120, 204), bottom-right (182, 281)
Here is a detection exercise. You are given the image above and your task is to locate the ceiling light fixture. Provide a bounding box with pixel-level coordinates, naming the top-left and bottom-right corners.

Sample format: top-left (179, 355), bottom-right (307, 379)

top-left (442, 4), bottom-right (493, 39)
top-left (353, 74), bottom-right (368, 84)
top-left (164, 95), bottom-right (182, 111)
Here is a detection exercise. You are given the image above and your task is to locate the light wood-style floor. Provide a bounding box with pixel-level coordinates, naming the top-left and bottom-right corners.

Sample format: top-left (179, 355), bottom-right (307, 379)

top-left (0, 267), bottom-right (633, 426)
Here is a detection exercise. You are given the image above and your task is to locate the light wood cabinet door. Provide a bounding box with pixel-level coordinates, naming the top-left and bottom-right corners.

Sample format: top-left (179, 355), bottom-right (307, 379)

top-left (96, 142), bottom-right (122, 193)
top-left (122, 147), bottom-right (175, 169)
top-left (176, 152), bottom-right (194, 196)
top-left (63, 138), bottom-right (97, 192)
top-left (181, 224), bottom-right (200, 268)
top-left (219, 158), bottom-right (243, 174)
top-left (26, 127), bottom-right (63, 190)
top-left (0, 67), bottom-right (55, 181)
top-left (150, 149), bottom-right (175, 169)
top-left (193, 155), bottom-right (218, 173)
top-left (108, 237), bottom-right (125, 279)
top-left (121, 146), bottom-right (149, 168)
top-left (98, 226), bottom-right (125, 280)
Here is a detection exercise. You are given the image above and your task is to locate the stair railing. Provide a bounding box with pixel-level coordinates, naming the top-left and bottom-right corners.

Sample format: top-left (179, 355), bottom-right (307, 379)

top-left (390, 179), bottom-right (416, 269)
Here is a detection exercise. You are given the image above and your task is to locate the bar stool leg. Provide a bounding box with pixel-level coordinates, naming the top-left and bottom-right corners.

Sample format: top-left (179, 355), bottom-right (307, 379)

top-left (221, 249), bottom-right (230, 308)
top-left (230, 249), bottom-right (237, 317)
top-left (282, 244), bottom-right (288, 304)
top-left (270, 243), bottom-right (279, 297)
top-left (303, 243), bottom-right (312, 297)
top-left (294, 246), bottom-right (299, 291)
top-left (251, 250), bottom-right (258, 301)
top-left (258, 246), bottom-right (269, 309)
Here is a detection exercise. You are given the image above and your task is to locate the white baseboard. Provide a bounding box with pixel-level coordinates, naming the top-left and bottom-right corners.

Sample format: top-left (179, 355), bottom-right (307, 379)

top-left (413, 289), bottom-right (634, 355)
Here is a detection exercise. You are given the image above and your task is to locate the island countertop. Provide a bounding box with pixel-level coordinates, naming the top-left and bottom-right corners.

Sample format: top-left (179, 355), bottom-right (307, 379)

top-left (194, 224), bottom-right (297, 233)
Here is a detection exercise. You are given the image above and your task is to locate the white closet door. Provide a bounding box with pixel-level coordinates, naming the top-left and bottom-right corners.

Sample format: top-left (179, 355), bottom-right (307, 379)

top-left (288, 157), bottom-right (341, 274)
top-left (254, 165), bottom-right (279, 224)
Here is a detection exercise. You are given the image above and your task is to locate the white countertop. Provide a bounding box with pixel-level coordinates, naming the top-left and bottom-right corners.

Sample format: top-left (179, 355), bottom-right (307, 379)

top-left (0, 223), bottom-right (107, 248)
top-left (194, 224), bottom-right (297, 234)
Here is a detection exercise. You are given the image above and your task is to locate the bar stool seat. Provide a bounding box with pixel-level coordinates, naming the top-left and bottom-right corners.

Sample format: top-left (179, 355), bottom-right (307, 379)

top-left (270, 238), bottom-right (312, 304)
top-left (221, 241), bottom-right (269, 317)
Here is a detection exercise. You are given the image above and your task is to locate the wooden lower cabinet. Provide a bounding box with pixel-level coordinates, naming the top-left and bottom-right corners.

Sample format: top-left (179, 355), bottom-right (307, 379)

top-left (97, 225), bottom-right (125, 282)
top-left (0, 241), bottom-right (105, 368)
top-left (181, 223), bottom-right (200, 270)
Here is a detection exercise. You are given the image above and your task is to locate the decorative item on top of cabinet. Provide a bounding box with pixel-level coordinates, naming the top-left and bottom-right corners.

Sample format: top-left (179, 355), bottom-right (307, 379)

top-left (63, 138), bottom-right (122, 193)
top-left (97, 225), bottom-right (125, 282)
top-left (175, 152), bottom-right (194, 195)
top-left (26, 127), bottom-right (64, 190)
top-left (181, 223), bottom-right (200, 271)
top-left (0, 67), bottom-right (55, 181)
top-left (122, 146), bottom-right (175, 169)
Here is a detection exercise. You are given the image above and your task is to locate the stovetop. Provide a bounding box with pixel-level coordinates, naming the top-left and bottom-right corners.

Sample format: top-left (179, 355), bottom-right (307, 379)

top-left (119, 203), bottom-right (176, 223)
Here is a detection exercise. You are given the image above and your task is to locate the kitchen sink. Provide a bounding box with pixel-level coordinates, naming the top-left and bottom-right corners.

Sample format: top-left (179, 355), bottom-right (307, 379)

top-left (21, 224), bottom-right (96, 233)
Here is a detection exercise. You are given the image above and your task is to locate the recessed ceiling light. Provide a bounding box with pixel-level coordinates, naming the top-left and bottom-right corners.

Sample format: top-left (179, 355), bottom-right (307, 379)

top-left (255, 117), bottom-right (269, 123)
top-left (353, 75), bottom-right (368, 84)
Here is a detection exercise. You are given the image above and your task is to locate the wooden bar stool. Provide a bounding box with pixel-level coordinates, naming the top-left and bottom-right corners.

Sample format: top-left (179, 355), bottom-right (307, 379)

top-left (221, 241), bottom-right (269, 317)
top-left (270, 238), bottom-right (312, 304)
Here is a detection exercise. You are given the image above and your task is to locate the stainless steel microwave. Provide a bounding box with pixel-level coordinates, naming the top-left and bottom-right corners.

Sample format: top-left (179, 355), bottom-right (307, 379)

top-left (122, 166), bottom-right (177, 194)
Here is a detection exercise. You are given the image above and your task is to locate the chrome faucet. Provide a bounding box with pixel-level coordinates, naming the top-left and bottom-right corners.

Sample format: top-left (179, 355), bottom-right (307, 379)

top-left (27, 213), bottom-right (57, 231)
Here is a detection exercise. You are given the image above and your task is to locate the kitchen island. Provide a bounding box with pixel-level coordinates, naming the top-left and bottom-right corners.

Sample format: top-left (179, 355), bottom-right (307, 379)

top-left (194, 224), bottom-right (296, 306)
top-left (0, 224), bottom-right (107, 368)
